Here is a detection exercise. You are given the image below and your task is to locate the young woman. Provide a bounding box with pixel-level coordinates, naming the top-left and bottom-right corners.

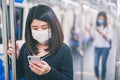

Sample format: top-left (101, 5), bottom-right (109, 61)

top-left (7, 5), bottom-right (73, 80)
top-left (87, 11), bottom-right (113, 80)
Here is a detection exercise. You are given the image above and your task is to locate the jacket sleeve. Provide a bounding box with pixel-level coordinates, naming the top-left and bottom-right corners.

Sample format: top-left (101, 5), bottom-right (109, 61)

top-left (16, 43), bottom-right (26, 80)
top-left (43, 46), bottom-right (73, 80)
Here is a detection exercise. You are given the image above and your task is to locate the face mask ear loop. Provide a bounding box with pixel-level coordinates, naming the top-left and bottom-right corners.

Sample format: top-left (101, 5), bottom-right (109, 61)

top-left (48, 28), bottom-right (49, 38)
top-left (48, 28), bottom-right (51, 39)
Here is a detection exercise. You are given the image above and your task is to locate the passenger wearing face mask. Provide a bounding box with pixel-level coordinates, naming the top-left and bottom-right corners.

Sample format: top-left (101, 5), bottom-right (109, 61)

top-left (87, 11), bottom-right (113, 80)
top-left (7, 5), bottom-right (73, 80)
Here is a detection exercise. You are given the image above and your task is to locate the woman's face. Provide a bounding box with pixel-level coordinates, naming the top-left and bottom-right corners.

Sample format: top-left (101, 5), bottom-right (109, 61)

top-left (30, 19), bottom-right (51, 44)
top-left (31, 19), bottom-right (49, 31)
top-left (97, 15), bottom-right (105, 25)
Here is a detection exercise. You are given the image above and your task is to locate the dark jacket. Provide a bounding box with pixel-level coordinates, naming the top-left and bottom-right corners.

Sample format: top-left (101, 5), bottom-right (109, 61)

top-left (16, 43), bottom-right (73, 80)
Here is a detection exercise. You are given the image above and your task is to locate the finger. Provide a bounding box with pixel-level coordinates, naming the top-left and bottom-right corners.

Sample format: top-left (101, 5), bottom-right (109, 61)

top-left (7, 47), bottom-right (14, 53)
top-left (7, 50), bottom-right (13, 55)
top-left (31, 61), bottom-right (50, 72)
top-left (29, 62), bottom-right (42, 69)
top-left (40, 60), bottom-right (47, 65)
top-left (7, 51), bottom-right (13, 58)
top-left (29, 65), bottom-right (43, 75)
top-left (16, 43), bottom-right (19, 49)
top-left (29, 65), bottom-right (38, 74)
top-left (8, 44), bottom-right (13, 48)
top-left (40, 60), bottom-right (51, 72)
top-left (9, 47), bottom-right (14, 51)
top-left (8, 41), bottom-right (13, 49)
top-left (7, 50), bottom-right (14, 54)
top-left (16, 43), bottom-right (19, 52)
top-left (8, 39), bottom-right (12, 44)
top-left (16, 43), bottom-right (19, 58)
top-left (29, 63), bottom-right (44, 74)
top-left (9, 39), bottom-right (12, 42)
top-left (31, 61), bottom-right (43, 68)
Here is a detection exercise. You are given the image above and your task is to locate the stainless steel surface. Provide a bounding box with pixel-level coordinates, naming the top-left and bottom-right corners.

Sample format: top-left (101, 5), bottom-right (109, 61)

top-left (9, 0), bottom-right (17, 80)
top-left (1, 0), bottom-right (9, 80)
top-left (115, 27), bottom-right (120, 80)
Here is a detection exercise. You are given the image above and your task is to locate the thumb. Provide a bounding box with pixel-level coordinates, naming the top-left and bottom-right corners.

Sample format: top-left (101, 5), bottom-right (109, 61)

top-left (16, 43), bottom-right (19, 50)
top-left (41, 60), bottom-right (47, 65)
top-left (16, 43), bottom-right (19, 58)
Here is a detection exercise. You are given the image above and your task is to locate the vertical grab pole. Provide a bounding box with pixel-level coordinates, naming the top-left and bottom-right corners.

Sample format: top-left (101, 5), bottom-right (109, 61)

top-left (1, 0), bottom-right (9, 80)
top-left (9, 0), bottom-right (17, 80)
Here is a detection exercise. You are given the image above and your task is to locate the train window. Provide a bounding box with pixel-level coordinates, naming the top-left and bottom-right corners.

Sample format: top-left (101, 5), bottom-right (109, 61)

top-left (0, 25), bottom-right (2, 44)
top-left (7, 7), bottom-right (23, 41)
top-left (15, 7), bottom-right (23, 40)
top-left (0, 6), bottom-right (23, 44)
top-left (0, 8), bottom-right (2, 44)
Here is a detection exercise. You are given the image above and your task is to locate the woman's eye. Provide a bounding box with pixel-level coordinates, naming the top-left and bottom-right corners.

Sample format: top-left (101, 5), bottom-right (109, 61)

top-left (41, 24), bottom-right (48, 29)
top-left (32, 28), bottom-right (38, 30)
top-left (33, 28), bottom-right (38, 30)
top-left (42, 28), bottom-right (47, 29)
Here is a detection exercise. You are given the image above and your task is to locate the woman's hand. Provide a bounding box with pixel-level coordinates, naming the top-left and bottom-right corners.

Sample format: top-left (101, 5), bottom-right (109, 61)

top-left (96, 29), bottom-right (108, 39)
top-left (7, 40), bottom-right (19, 59)
top-left (96, 28), bottom-right (103, 34)
top-left (29, 60), bottom-right (51, 75)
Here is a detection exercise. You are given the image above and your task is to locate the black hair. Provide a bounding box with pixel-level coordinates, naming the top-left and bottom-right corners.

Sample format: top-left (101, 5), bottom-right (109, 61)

top-left (25, 5), bottom-right (64, 55)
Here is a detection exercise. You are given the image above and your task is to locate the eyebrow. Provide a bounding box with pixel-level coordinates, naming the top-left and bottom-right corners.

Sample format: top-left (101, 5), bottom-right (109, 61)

top-left (31, 24), bottom-right (48, 28)
top-left (31, 25), bottom-right (37, 27)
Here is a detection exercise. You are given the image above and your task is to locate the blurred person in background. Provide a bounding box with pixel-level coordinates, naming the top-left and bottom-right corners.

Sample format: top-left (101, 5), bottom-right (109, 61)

top-left (87, 11), bottom-right (113, 80)
top-left (7, 5), bottom-right (73, 80)
top-left (70, 27), bottom-right (79, 54)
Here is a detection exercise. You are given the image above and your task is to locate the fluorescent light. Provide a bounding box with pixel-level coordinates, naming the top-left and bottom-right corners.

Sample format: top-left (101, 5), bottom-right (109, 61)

top-left (61, 0), bottom-right (80, 7)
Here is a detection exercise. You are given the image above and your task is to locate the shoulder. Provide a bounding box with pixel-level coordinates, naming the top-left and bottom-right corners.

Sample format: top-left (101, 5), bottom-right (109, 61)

top-left (106, 25), bottom-right (112, 29)
top-left (56, 43), bottom-right (72, 57)
top-left (60, 43), bottom-right (71, 51)
top-left (20, 43), bottom-right (27, 50)
top-left (19, 43), bottom-right (27, 54)
top-left (106, 25), bottom-right (113, 32)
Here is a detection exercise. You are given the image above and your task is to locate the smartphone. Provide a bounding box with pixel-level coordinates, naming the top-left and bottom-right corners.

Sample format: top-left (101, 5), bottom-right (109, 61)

top-left (27, 56), bottom-right (41, 62)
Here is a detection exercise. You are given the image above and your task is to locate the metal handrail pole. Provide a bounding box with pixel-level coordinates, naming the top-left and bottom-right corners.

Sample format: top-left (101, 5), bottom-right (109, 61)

top-left (9, 0), bottom-right (16, 80)
top-left (115, 27), bottom-right (120, 80)
top-left (1, 0), bottom-right (9, 80)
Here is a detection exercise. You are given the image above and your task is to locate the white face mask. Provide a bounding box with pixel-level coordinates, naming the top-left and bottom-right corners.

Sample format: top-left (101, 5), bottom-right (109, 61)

top-left (31, 29), bottom-right (51, 44)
